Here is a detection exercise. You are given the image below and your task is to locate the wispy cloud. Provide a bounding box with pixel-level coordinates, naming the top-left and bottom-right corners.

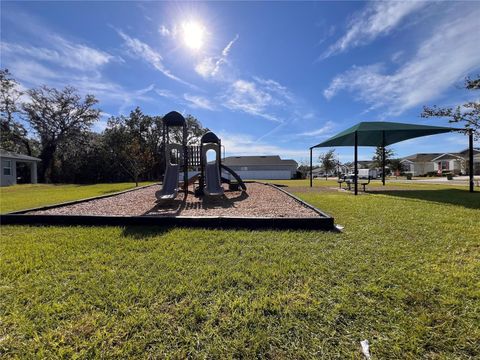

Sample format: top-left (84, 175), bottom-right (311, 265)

top-left (116, 29), bottom-right (193, 87)
top-left (183, 93), bottom-right (215, 110)
top-left (319, 1), bottom-right (428, 60)
top-left (1, 38), bottom-right (114, 72)
top-left (221, 79), bottom-right (288, 122)
top-left (195, 34), bottom-right (239, 80)
top-left (220, 131), bottom-right (307, 159)
top-left (324, 8), bottom-right (480, 115)
top-left (297, 121), bottom-right (335, 137)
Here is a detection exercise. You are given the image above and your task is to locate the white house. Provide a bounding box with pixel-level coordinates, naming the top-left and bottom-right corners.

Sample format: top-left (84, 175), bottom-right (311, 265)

top-left (402, 148), bottom-right (480, 176)
top-left (221, 155), bottom-right (298, 180)
top-left (0, 149), bottom-right (41, 186)
top-left (401, 153), bottom-right (441, 176)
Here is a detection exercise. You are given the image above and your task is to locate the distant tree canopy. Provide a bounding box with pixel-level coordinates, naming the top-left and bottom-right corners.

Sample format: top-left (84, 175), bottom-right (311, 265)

top-left (421, 75), bottom-right (480, 139)
top-left (371, 146), bottom-right (394, 169)
top-left (318, 149), bottom-right (338, 178)
top-left (0, 68), bottom-right (209, 184)
top-left (23, 86), bottom-right (101, 182)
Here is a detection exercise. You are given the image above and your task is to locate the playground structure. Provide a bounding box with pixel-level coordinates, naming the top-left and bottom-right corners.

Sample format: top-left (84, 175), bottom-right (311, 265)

top-left (159, 111), bottom-right (246, 200)
top-left (1, 110), bottom-right (335, 230)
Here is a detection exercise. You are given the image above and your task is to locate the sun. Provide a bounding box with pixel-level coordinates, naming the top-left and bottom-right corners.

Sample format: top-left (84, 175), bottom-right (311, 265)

top-left (181, 21), bottom-right (206, 50)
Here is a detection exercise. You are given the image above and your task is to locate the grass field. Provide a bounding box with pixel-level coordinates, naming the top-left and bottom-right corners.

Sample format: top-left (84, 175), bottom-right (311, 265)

top-left (1, 181), bottom-right (479, 358)
top-left (0, 182), bottom-right (155, 213)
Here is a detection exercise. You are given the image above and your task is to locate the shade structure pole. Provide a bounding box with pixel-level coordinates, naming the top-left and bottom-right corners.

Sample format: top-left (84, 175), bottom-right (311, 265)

top-left (309, 147), bottom-right (313, 187)
top-left (382, 130), bottom-right (386, 186)
top-left (354, 131), bottom-right (358, 195)
top-left (469, 129), bottom-right (474, 193)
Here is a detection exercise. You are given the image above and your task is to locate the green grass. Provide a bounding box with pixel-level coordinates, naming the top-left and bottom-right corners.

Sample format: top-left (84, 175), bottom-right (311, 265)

top-left (0, 182), bottom-right (155, 213)
top-left (1, 181), bottom-right (479, 358)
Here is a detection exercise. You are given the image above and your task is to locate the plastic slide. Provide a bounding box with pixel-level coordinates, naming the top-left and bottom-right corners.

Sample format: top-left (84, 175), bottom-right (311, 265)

top-left (220, 164), bottom-right (247, 191)
top-left (204, 163), bottom-right (224, 196)
top-left (159, 164), bottom-right (180, 199)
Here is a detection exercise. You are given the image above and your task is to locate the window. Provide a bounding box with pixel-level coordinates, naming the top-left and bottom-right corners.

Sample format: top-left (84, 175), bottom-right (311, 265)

top-left (240, 166), bottom-right (248, 171)
top-left (3, 160), bottom-right (12, 176)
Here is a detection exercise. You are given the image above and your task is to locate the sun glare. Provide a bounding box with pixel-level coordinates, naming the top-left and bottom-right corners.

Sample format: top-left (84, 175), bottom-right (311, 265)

top-left (182, 21), bottom-right (205, 50)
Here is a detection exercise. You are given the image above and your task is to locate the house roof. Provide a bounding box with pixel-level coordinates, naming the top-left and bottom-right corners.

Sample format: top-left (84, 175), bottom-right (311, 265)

top-left (402, 153), bottom-right (443, 162)
top-left (0, 149), bottom-right (41, 161)
top-left (457, 147), bottom-right (480, 156)
top-left (431, 153), bottom-right (463, 161)
top-left (222, 155), bottom-right (297, 167)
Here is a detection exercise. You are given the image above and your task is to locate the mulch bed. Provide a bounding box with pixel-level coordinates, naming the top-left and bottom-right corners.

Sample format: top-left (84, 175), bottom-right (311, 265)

top-left (28, 183), bottom-right (320, 218)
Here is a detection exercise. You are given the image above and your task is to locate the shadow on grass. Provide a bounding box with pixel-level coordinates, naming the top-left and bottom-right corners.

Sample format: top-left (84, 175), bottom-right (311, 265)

top-left (372, 188), bottom-right (480, 210)
top-left (122, 226), bottom-right (171, 239)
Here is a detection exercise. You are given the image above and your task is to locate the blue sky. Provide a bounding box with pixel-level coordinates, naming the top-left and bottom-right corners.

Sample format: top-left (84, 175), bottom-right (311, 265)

top-left (1, 1), bottom-right (479, 164)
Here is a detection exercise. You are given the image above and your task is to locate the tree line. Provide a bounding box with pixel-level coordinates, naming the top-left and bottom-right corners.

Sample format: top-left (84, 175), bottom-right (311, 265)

top-left (0, 69), bottom-right (208, 184)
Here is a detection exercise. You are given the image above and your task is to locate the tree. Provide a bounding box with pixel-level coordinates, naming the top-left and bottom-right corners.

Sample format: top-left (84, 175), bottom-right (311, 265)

top-left (23, 86), bottom-right (100, 182)
top-left (0, 69), bottom-right (32, 155)
top-left (104, 109), bottom-right (157, 186)
top-left (389, 159), bottom-right (406, 179)
top-left (318, 149), bottom-right (338, 179)
top-left (421, 75), bottom-right (480, 139)
top-left (371, 146), bottom-right (395, 170)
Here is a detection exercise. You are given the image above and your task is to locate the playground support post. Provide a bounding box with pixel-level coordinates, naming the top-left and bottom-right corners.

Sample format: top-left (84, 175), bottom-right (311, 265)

top-left (382, 130), bottom-right (386, 186)
top-left (354, 131), bottom-right (358, 195)
top-left (469, 129), bottom-right (474, 193)
top-left (309, 147), bottom-right (313, 187)
top-left (183, 123), bottom-right (188, 195)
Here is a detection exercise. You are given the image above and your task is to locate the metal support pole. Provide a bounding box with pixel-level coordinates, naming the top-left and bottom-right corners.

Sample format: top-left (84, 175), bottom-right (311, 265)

top-left (354, 131), bottom-right (358, 195)
top-left (382, 130), bottom-right (386, 186)
top-left (469, 129), bottom-right (474, 193)
top-left (309, 147), bottom-right (313, 187)
top-left (183, 124), bottom-right (188, 196)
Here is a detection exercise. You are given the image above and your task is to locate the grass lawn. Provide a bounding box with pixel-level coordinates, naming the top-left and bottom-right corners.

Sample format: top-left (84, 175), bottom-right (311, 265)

top-left (1, 180), bottom-right (479, 358)
top-left (0, 182), bottom-right (155, 214)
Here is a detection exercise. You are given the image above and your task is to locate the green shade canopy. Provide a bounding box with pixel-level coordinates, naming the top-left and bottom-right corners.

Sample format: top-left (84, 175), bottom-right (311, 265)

top-left (311, 121), bottom-right (461, 148)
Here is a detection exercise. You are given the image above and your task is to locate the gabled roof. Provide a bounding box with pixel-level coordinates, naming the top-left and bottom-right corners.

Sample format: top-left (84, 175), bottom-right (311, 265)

top-left (222, 155), bottom-right (297, 167)
top-left (457, 148), bottom-right (480, 156)
top-left (0, 149), bottom-right (41, 161)
top-left (401, 153), bottom-right (442, 163)
top-left (431, 153), bottom-right (463, 161)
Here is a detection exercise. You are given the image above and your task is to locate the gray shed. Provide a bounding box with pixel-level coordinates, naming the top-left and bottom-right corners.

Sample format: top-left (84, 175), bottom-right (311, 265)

top-left (0, 149), bottom-right (41, 186)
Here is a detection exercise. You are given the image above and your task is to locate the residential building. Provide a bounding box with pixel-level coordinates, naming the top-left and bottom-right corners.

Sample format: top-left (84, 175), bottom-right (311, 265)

top-left (0, 149), bottom-right (41, 186)
top-left (221, 155), bottom-right (298, 180)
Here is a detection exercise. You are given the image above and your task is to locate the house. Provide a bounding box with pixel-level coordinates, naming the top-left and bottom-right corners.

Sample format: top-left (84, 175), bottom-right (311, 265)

top-left (401, 153), bottom-right (442, 176)
top-left (0, 149), bottom-right (41, 186)
top-left (402, 148), bottom-right (480, 176)
top-left (221, 155), bottom-right (298, 180)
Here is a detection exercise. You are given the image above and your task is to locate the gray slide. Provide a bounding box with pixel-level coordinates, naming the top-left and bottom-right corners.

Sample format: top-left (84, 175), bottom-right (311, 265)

top-left (204, 163), bottom-right (224, 196)
top-left (159, 164), bottom-right (180, 200)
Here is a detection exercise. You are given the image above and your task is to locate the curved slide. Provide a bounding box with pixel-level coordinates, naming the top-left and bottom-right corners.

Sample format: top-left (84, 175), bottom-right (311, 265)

top-left (220, 164), bottom-right (247, 191)
top-left (205, 163), bottom-right (224, 196)
top-left (159, 164), bottom-right (180, 200)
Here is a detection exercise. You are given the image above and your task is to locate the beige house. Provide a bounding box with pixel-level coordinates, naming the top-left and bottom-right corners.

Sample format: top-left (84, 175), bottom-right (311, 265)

top-left (0, 149), bottom-right (41, 186)
top-left (402, 148), bottom-right (480, 176)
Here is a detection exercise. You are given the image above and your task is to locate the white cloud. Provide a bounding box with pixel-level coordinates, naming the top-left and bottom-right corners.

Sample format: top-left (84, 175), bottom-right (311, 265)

top-left (320, 1), bottom-right (428, 60)
top-left (116, 30), bottom-right (192, 86)
top-left (1, 37), bottom-right (113, 72)
top-left (195, 34), bottom-right (239, 80)
top-left (222, 79), bottom-right (287, 122)
top-left (324, 9), bottom-right (480, 114)
top-left (297, 121), bottom-right (335, 137)
top-left (183, 93), bottom-right (215, 110)
top-left (220, 131), bottom-right (307, 159)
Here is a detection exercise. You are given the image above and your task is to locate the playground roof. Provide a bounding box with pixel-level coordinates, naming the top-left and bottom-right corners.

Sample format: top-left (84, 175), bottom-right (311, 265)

top-left (311, 121), bottom-right (460, 148)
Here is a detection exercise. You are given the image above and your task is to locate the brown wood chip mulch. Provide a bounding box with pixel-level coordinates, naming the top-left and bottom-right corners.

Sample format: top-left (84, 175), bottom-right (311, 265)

top-left (29, 183), bottom-right (320, 218)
